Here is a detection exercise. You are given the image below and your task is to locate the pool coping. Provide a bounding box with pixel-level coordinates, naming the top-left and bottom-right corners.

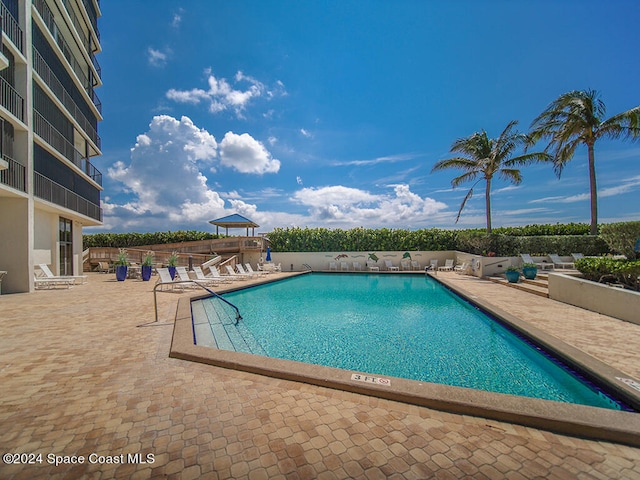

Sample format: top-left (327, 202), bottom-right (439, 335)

top-left (169, 272), bottom-right (640, 447)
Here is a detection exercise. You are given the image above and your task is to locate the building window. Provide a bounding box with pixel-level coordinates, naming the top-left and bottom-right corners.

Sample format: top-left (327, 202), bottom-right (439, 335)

top-left (59, 217), bottom-right (73, 275)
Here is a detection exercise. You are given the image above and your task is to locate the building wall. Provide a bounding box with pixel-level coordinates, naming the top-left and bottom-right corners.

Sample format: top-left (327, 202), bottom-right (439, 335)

top-left (0, 0), bottom-right (102, 293)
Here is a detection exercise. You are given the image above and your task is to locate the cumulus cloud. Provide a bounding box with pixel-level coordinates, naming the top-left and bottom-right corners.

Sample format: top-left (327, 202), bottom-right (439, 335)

top-left (292, 184), bottom-right (447, 225)
top-left (219, 132), bottom-right (281, 174)
top-left (166, 69), bottom-right (286, 117)
top-left (106, 115), bottom-right (225, 228)
top-left (147, 47), bottom-right (170, 67)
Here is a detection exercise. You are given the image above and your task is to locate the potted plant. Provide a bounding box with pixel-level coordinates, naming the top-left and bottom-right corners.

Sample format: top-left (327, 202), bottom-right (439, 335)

top-left (114, 248), bottom-right (129, 281)
top-left (522, 262), bottom-right (538, 280)
top-left (167, 252), bottom-right (179, 280)
top-left (141, 251), bottom-right (154, 281)
top-left (505, 265), bottom-right (520, 283)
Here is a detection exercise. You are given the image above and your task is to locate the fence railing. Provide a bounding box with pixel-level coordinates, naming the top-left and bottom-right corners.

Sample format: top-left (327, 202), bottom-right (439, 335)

top-left (33, 46), bottom-right (101, 149)
top-left (34, 171), bottom-right (102, 221)
top-left (0, 76), bottom-right (24, 122)
top-left (0, 154), bottom-right (26, 192)
top-left (0, 3), bottom-right (23, 53)
top-left (33, 109), bottom-right (102, 185)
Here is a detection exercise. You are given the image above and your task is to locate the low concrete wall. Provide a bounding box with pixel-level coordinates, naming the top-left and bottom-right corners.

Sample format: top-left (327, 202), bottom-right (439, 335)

top-left (548, 273), bottom-right (640, 325)
top-left (268, 251), bottom-right (459, 272)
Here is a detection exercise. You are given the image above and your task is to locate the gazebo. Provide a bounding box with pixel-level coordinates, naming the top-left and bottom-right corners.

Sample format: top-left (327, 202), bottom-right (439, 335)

top-left (209, 213), bottom-right (259, 236)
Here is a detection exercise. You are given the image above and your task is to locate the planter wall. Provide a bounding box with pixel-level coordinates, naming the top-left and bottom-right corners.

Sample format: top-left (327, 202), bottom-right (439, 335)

top-left (548, 273), bottom-right (640, 325)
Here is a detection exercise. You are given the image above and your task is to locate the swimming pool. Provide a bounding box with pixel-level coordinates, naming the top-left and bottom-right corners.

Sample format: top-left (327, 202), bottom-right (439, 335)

top-left (192, 273), bottom-right (629, 410)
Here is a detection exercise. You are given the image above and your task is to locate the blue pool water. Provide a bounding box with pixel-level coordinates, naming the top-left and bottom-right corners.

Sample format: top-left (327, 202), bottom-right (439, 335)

top-left (194, 273), bottom-right (626, 410)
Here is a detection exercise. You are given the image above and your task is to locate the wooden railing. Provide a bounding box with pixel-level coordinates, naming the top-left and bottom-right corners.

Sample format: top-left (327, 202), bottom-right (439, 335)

top-left (84, 247), bottom-right (216, 272)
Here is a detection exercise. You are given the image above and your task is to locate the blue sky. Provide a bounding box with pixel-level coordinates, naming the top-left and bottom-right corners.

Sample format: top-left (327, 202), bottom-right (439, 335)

top-left (91, 1), bottom-right (640, 234)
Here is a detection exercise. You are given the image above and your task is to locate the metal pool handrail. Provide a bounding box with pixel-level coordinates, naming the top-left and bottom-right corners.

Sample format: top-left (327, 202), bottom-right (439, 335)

top-left (153, 280), bottom-right (242, 324)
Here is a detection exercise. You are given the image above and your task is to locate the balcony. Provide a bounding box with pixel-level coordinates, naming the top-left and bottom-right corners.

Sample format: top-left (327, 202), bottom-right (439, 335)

top-left (33, 0), bottom-right (102, 113)
top-left (0, 2), bottom-right (23, 53)
top-left (33, 109), bottom-right (102, 186)
top-left (34, 171), bottom-right (102, 222)
top-left (0, 154), bottom-right (26, 192)
top-left (0, 75), bottom-right (24, 122)
top-left (33, 47), bottom-right (101, 149)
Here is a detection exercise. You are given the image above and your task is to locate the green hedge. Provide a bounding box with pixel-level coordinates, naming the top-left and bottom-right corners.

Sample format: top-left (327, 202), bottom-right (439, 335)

top-left (575, 257), bottom-right (640, 290)
top-left (266, 226), bottom-right (610, 256)
top-left (599, 221), bottom-right (640, 260)
top-left (83, 230), bottom-right (222, 248)
top-left (85, 222), bottom-right (636, 258)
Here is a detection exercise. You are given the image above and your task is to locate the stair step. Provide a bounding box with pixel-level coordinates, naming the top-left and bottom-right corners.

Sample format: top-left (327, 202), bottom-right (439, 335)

top-left (488, 276), bottom-right (549, 298)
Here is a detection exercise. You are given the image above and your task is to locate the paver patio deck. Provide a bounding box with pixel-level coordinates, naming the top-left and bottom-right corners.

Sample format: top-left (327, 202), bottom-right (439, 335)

top-left (0, 271), bottom-right (639, 479)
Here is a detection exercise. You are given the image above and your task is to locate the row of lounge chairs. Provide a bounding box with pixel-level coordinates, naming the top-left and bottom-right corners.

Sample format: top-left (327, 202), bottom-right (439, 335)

top-left (520, 253), bottom-right (581, 270)
top-left (327, 258), bottom-right (470, 273)
top-left (156, 263), bottom-right (278, 291)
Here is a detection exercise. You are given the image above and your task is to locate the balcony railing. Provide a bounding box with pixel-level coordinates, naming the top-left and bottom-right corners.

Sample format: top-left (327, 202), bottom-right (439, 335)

top-left (33, 109), bottom-right (102, 186)
top-left (0, 154), bottom-right (26, 192)
top-left (33, 47), bottom-right (101, 149)
top-left (60, 0), bottom-right (101, 77)
top-left (34, 171), bottom-right (102, 222)
top-left (0, 75), bottom-right (24, 122)
top-left (33, 0), bottom-right (102, 113)
top-left (0, 2), bottom-right (23, 53)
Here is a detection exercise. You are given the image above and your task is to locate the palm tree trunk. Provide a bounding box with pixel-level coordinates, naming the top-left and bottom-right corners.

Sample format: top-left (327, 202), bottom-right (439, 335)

top-left (587, 143), bottom-right (598, 235)
top-left (485, 177), bottom-right (492, 233)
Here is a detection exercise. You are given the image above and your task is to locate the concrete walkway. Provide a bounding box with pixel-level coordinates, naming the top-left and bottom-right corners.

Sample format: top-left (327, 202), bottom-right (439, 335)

top-left (0, 272), bottom-right (639, 479)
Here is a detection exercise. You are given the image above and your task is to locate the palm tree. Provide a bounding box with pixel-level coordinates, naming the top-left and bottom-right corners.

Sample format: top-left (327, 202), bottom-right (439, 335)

top-left (431, 120), bottom-right (550, 233)
top-left (529, 90), bottom-right (640, 235)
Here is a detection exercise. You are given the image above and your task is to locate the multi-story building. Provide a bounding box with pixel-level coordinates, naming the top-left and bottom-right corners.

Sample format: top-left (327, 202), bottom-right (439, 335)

top-left (0, 0), bottom-right (102, 293)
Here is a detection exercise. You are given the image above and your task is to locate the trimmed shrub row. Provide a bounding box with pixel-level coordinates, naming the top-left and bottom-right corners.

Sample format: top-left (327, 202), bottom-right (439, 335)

top-left (267, 226), bottom-right (610, 256)
top-left (575, 257), bottom-right (640, 290)
top-left (83, 231), bottom-right (222, 248)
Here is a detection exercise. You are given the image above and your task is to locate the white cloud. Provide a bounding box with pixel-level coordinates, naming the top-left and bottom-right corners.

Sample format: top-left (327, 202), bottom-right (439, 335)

top-left (147, 47), bottom-right (170, 67)
top-left (219, 132), bottom-right (281, 174)
top-left (331, 153), bottom-right (420, 167)
top-left (300, 128), bottom-right (312, 138)
top-left (529, 176), bottom-right (640, 204)
top-left (166, 69), bottom-right (286, 118)
top-left (292, 184), bottom-right (447, 225)
top-left (172, 9), bottom-right (183, 28)
top-left (106, 115), bottom-right (225, 229)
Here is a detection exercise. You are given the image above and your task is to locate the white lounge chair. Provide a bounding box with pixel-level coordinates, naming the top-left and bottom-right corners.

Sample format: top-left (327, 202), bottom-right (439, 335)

top-left (454, 262), bottom-right (469, 274)
top-left (352, 261), bottom-right (362, 271)
top-left (520, 254), bottom-right (554, 270)
top-left (225, 265), bottom-right (252, 280)
top-left (340, 261), bottom-right (349, 271)
top-left (34, 274), bottom-right (74, 289)
top-left (37, 263), bottom-right (87, 284)
top-left (549, 254), bottom-right (575, 269)
top-left (193, 266), bottom-right (221, 286)
top-left (177, 266), bottom-right (217, 288)
top-left (438, 259), bottom-right (454, 271)
top-left (245, 263), bottom-right (268, 275)
top-left (428, 259), bottom-right (438, 271)
top-left (156, 267), bottom-right (180, 291)
top-left (400, 260), bottom-right (410, 271)
top-left (411, 260), bottom-right (421, 271)
top-left (367, 260), bottom-right (379, 271)
top-left (236, 264), bottom-right (258, 277)
top-left (207, 266), bottom-right (233, 283)
top-left (385, 260), bottom-right (399, 271)
top-left (329, 262), bottom-right (338, 271)
top-left (571, 253), bottom-right (585, 262)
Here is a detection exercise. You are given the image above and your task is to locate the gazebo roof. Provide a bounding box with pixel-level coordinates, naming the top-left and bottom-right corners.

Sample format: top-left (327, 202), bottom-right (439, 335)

top-left (209, 214), bottom-right (259, 229)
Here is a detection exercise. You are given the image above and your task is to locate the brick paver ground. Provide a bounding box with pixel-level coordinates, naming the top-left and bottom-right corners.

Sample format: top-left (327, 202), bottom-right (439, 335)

top-left (0, 272), bottom-right (639, 479)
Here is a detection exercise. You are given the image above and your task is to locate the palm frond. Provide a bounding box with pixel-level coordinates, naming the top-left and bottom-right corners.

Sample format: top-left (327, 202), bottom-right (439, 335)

top-left (455, 188), bottom-right (475, 224)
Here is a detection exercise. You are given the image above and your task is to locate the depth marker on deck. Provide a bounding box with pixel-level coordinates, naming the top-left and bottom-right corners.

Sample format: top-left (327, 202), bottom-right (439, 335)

top-left (351, 373), bottom-right (391, 386)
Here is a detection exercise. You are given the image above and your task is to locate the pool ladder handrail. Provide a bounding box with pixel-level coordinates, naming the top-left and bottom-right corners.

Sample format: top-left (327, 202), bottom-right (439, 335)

top-left (153, 280), bottom-right (243, 324)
